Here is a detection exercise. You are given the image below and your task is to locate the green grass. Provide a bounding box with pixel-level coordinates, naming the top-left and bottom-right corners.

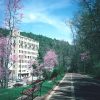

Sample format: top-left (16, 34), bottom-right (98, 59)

top-left (0, 85), bottom-right (31, 100)
top-left (0, 74), bottom-right (64, 100)
top-left (40, 74), bottom-right (64, 96)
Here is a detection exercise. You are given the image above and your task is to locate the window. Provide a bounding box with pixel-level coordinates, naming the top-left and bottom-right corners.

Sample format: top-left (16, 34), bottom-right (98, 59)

top-left (32, 44), bottom-right (35, 49)
top-left (13, 40), bottom-right (16, 44)
top-left (19, 65), bottom-right (21, 68)
top-left (19, 60), bottom-right (21, 63)
top-left (22, 70), bottom-right (25, 72)
top-left (14, 50), bottom-right (15, 53)
top-left (22, 65), bottom-right (24, 68)
top-left (24, 42), bottom-right (27, 48)
top-left (35, 45), bottom-right (39, 50)
top-left (13, 65), bottom-right (15, 68)
top-left (20, 41), bottom-right (23, 48)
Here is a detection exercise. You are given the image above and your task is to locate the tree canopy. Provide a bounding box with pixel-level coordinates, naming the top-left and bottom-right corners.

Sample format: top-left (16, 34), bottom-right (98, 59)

top-left (70, 0), bottom-right (100, 77)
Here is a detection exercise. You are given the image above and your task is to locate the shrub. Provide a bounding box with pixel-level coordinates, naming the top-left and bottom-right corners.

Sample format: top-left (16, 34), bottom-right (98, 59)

top-left (42, 69), bottom-right (52, 80)
top-left (13, 83), bottom-right (23, 87)
top-left (50, 67), bottom-right (58, 79)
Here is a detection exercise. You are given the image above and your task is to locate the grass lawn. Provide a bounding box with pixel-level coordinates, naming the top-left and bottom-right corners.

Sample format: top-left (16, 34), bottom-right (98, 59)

top-left (0, 85), bottom-right (31, 100)
top-left (0, 74), bottom-right (64, 100)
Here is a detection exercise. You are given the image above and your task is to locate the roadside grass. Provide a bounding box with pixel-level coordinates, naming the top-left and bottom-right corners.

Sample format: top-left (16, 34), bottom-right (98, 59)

top-left (0, 85), bottom-right (31, 100)
top-left (40, 74), bottom-right (64, 96)
top-left (0, 74), bottom-right (64, 100)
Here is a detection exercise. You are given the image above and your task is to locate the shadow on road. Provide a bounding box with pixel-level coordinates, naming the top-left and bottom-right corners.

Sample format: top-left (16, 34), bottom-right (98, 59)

top-left (73, 76), bottom-right (100, 100)
top-left (46, 73), bottom-right (100, 100)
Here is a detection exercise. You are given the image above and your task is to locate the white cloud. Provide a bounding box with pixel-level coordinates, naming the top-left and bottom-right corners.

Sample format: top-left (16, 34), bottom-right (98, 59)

top-left (21, 0), bottom-right (73, 42)
top-left (22, 11), bottom-right (72, 41)
top-left (23, 12), bottom-right (70, 32)
top-left (22, 13), bottom-right (38, 23)
top-left (29, 13), bottom-right (37, 20)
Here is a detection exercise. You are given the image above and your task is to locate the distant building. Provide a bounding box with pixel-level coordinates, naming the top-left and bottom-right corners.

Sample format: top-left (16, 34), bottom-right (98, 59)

top-left (8, 30), bottom-right (39, 80)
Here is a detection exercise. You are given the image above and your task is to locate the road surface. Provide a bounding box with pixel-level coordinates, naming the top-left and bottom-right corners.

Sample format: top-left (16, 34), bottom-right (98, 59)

top-left (45, 73), bottom-right (100, 100)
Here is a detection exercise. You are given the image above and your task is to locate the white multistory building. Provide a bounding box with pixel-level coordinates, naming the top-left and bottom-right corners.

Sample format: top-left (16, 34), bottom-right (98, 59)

top-left (8, 30), bottom-right (39, 80)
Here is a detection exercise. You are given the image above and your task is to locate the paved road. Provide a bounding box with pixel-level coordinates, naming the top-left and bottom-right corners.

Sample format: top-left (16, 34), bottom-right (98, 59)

top-left (46, 73), bottom-right (100, 100)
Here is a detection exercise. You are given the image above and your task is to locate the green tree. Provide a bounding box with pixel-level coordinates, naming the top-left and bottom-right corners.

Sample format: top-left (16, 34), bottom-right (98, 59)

top-left (71, 0), bottom-right (100, 75)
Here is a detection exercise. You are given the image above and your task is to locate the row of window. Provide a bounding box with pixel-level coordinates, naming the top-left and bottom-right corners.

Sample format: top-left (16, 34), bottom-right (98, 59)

top-left (19, 60), bottom-right (31, 63)
top-left (19, 54), bottom-right (37, 59)
top-left (19, 40), bottom-right (39, 50)
top-left (19, 50), bottom-right (37, 54)
top-left (19, 37), bottom-right (35, 43)
top-left (19, 70), bottom-right (28, 72)
top-left (11, 64), bottom-right (28, 68)
top-left (19, 44), bottom-right (38, 50)
top-left (11, 39), bottom-right (39, 50)
top-left (18, 73), bottom-right (29, 77)
top-left (19, 40), bottom-right (37, 45)
top-left (19, 65), bottom-right (28, 68)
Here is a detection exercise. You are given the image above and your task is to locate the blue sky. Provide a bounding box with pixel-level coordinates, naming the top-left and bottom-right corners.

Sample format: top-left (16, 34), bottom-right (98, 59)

top-left (0, 0), bottom-right (79, 43)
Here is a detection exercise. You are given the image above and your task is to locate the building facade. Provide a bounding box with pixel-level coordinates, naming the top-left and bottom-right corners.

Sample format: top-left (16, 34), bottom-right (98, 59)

top-left (9, 30), bottom-right (39, 80)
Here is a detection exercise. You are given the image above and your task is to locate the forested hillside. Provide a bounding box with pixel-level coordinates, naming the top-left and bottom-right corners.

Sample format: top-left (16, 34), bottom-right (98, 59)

top-left (0, 28), bottom-right (72, 72)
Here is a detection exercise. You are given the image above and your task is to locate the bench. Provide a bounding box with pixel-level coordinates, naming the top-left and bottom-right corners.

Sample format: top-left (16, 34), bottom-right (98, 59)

top-left (21, 80), bottom-right (43, 100)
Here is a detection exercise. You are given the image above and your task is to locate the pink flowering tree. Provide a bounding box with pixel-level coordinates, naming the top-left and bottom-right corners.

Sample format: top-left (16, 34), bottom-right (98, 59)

top-left (0, 0), bottom-right (23, 87)
top-left (28, 59), bottom-right (45, 82)
top-left (0, 67), bottom-right (4, 80)
top-left (0, 37), bottom-right (19, 87)
top-left (27, 50), bottom-right (58, 81)
top-left (0, 37), bottom-right (10, 87)
top-left (80, 51), bottom-right (90, 61)
top-left (43, 50), bottom-right (58, 80)
top-left (43, 50), bottom-right (58, 70)
top-left (4, 0), bottom-right (23, 31)
top-left (9, 54), bottom-right (18, 80)
top-left (31, 60), bottom-right (39, 76)
top-left (80, 51), bottom-right (90, 73)
top-left (28, 60), bottom-right (38, 82)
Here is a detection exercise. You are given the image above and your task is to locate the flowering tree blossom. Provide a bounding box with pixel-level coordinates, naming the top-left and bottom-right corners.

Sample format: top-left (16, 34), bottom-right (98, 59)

top-left (10, 54), bottom-right (18, 63)
top-left (0, 67), bottom-right (4, 80)
top-left (43, 50), bottom-right (58, 70)
top-left (0, 37), bottom-right (10, 87)
top-left (0, 37), bottom-right (9, 57)
top-left (80, 51), bottom-right (90, 61)
top-left (4, 0), bottom-right (23, 30)
top-left (9, 54), bottom-right (18, 80)
top-left (32, 60), bottom-right (39, 69)
top-left (28, 59), bottom-right (44, 81)
top-left (39, 63), bottom-right (44, 70)
top-left (0, 37), bottom-right (9, 75)
top-left (29, 60), bottom-right (39, 74)
top-left (80, 51), bottom-right (90, 73)
top-left (0, 37), bottom-right (19, 86)
top-left (1, 0), bottom-right (23, 87)
top-left (27, 50), bottom-right (58, 81)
